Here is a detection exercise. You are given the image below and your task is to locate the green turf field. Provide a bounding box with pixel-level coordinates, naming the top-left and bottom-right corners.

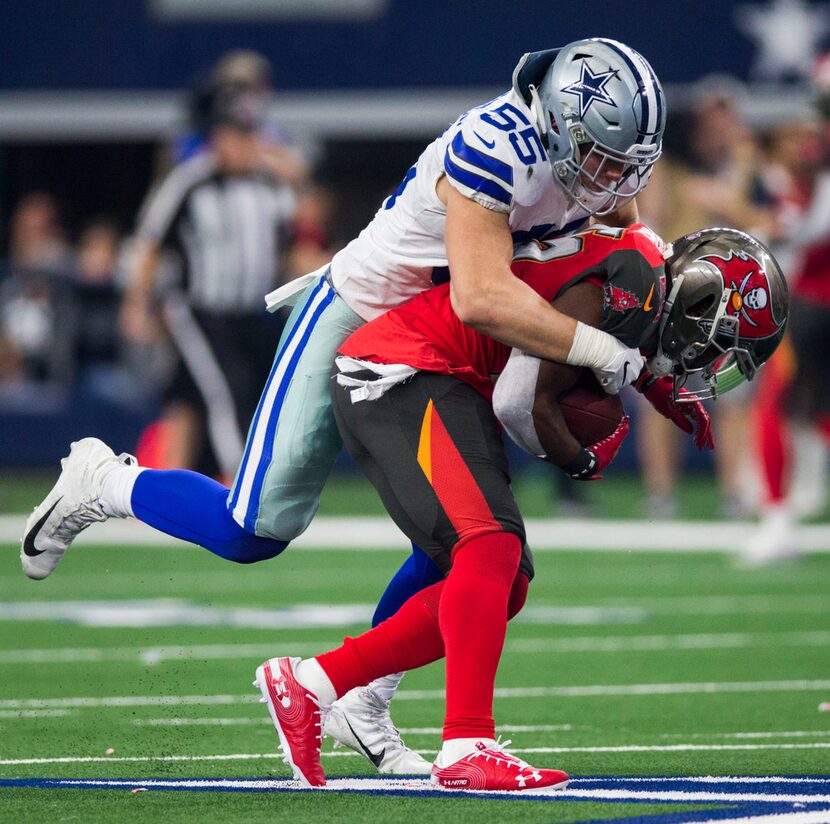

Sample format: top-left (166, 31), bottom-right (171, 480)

top-left (2, 473), bottom-right (830, 822)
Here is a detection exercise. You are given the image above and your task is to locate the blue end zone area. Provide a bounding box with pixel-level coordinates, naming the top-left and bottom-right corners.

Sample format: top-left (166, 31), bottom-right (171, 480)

top-left (3, 776), bottom-right (830, 822)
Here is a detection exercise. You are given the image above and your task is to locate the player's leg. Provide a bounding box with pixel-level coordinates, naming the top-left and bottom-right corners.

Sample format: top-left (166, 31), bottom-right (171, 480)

top-left (133, 274), bottom-right (362, 553)
top-left (372, 546), bottom-right (444, 626)
top-left (21, 273), bottom-right (360, 578)
top-left (257, 372), bottom-right (567, 789)
top-left (227, 275), bottom-right (363, 541)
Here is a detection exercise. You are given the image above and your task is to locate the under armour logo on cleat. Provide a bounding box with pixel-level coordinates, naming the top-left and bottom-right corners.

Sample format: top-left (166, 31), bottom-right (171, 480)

top-left (273, 676), bottom-right (292, 709)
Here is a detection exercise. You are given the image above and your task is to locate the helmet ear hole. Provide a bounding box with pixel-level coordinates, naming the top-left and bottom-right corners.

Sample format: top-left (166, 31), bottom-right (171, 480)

top-left (687, 294), bottom-right (715, 318)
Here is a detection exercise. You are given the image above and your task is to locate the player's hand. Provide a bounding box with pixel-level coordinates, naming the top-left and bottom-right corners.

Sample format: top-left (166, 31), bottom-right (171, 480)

top-left (635, 371), bottom-right (715, 451)
top-left (592, 341), bottom-right (645, 395)
top-left (567, 323), bottom-right (645, 395)
top-left (564, 414), bottom-right (630, 481)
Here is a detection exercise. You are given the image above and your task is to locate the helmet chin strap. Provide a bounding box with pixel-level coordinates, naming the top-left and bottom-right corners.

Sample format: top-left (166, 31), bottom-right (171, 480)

top-left (527, 84), bottom-right (547, 137)
top-left (650, 273), bottom-right (685, 373)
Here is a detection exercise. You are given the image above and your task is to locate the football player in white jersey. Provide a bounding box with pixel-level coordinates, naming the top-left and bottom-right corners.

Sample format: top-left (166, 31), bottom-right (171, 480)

top-left (22, 39), bottom-right (666, 775)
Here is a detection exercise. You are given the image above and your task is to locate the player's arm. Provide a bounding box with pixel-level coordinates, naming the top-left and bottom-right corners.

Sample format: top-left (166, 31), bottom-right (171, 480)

top-left (530, 283), bottom-right (600, 466)
top-left (443, 182), bottom-right (643, 392)
top-left (119, 239), bottom-right (162, 343)
top-left (493, 282), bottom-right (626, 469)
top-left (120, 165), bottom-right (188, 342)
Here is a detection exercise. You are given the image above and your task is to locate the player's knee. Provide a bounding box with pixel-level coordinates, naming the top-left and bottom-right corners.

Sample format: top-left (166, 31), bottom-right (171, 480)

top-left (215, 534), bottom-right (289, 564)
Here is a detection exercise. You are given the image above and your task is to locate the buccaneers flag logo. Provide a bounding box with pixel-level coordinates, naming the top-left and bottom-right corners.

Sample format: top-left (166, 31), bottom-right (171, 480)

top-left (699, 251), bottom-right (783, 339)
top-left (603, 282), bottom-right (642, 312)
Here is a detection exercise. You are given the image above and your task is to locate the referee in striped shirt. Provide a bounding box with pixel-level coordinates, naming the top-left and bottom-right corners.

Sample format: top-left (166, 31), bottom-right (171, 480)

top-left (122, 88), bottom-right (297, 479)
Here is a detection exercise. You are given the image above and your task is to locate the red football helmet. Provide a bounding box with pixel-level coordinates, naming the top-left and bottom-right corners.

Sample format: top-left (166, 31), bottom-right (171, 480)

top-left (650, 228), bottom-right (789, 401)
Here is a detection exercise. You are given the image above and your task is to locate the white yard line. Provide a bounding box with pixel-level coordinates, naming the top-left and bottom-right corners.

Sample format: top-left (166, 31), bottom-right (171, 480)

top-left (661, 730), bottom-right (830, 740)
top-left (508, 630), bottom-right (830, 653)
top-left (0, 709), bottom-right (74, 718)
top-left (0, 596), bottom-right (826, 631)
top-left (3, 630), bottom-right (828, 667)
top-left (3, 743), bottom-right (830, 768)
top-left (128, 719), bottom-right (575, 732)
top-left (395, 680), bottom-right (830, 700)
top-left (2, 514), bottom-right (830, 551)
top-left (0, 642), bottom-right (340, 665)
top-left (3, 679), bottom-right (830, 710)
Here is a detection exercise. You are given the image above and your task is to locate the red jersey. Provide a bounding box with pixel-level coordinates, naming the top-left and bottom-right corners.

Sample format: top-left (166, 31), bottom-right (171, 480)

top-left (338, 224), bottom-right (667, 399)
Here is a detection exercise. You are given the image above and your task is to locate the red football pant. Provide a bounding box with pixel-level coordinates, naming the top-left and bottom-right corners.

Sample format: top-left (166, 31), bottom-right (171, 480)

top-left (316, 531), bottom-right (526, 741)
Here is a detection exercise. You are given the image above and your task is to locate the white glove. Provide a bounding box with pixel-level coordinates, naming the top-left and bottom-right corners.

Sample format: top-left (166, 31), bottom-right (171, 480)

top-left (566, 321), bottom-right (645, 394)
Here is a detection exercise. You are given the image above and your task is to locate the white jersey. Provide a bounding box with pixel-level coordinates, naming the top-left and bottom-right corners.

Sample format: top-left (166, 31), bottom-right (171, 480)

top-left (329, 89), bottom-right (594, 321)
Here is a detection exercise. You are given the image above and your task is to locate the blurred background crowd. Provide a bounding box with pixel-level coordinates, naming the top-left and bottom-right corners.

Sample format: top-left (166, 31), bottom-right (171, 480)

top-left (2, 0), bottom-right (830, 563)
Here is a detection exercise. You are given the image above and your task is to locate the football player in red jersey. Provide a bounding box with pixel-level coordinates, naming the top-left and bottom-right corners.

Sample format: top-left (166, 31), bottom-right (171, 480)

top-left (255, 225), bottom-right (787, 790)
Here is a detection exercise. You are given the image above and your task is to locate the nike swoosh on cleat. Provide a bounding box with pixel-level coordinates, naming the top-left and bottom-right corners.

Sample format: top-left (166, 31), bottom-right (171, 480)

top-left (344, 717), bottom-right (385, 768)
top-left (22, 498), bottom-right (62, 557)
top-left (473, 131), bottom-right (496, 149)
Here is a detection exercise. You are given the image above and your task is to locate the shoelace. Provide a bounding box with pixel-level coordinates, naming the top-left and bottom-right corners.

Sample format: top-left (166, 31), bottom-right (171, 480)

top-left (361, 689), bottom-right (409, 747)
top-left (54, 500), bottom-right (107, 541)
top-left (305, 690), bottom-right (329, 750)
top-left (470, 737), bottom-right (534, 772)
top-left (53, 452), bottom-right (136, 543)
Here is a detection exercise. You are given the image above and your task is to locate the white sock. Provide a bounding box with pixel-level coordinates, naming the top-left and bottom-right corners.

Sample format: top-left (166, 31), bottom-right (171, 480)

top-left (100, 464), bottom-right (144, 518)
top-left (368, 672), bottom-right (404, 704)
top-left (441, 737), bottom-right (496, 764)
top-left (294, 658), bottom-right (337, 707)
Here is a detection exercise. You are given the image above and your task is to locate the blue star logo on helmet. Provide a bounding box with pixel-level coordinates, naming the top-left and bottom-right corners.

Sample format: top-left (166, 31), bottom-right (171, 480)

top-left (561, 62), bottom-right (620, 118)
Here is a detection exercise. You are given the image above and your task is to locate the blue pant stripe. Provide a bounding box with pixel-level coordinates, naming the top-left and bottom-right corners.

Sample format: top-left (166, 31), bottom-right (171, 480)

top-left (242, 282), bottom-right (336, 532)
top-left (228, 277), bottom-right (328, 516)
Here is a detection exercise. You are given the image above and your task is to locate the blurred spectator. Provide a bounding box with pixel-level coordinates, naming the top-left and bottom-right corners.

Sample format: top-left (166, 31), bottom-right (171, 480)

top-left (73, 219), bottom-right (122, 367)
top-left (66, 217), bottom-right (155, 413)
top-left (637, 77), bottom-right (775, 518)
top-left (744, 61), bottom-right (830, 563)
top-left (122, 86), bottom-right (298, 480)
top-left (0, 193), bottom-right (75, 391)
top-left (8, 192), bottom-right (71, 273)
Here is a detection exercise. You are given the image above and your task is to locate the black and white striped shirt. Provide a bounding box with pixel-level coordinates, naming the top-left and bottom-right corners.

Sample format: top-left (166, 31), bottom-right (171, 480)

top-left (136, 152), bottom-right (295, 313)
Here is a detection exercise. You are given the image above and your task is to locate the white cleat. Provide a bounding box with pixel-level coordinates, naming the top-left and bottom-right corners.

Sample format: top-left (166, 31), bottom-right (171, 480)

top-left (21, 438), bottom-right (136, 580)
top-left (324, 686), bottom-right (432, 775)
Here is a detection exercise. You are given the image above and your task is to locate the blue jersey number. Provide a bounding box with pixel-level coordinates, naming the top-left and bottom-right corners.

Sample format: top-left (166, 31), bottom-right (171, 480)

top-left (384, 166), bottom-right (417, 210)
top-left (481, 103), bottom-right (545, 167)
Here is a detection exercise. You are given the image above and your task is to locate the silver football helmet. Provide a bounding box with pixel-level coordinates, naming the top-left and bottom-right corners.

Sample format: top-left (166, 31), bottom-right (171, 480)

top-left (517, 39), bottom-right (666, 216)
top-left (650, 228), bottom-right (789, 402)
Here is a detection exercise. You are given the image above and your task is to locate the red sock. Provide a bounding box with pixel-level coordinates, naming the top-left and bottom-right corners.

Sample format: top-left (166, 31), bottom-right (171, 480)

top-left (316, 533), bottom-right (525, 721)
top-left (440, 532), bottom-right (522, 741)
top-left (316, 579), bottom-right (446, 697)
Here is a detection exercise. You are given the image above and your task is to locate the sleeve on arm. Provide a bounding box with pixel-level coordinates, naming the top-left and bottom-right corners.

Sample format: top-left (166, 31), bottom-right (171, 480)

top-left (599, 249), bottom-right (665, 350)
top-left (443, 116), bottom-right (515, 214)
top-left (492, 348), bottom-right (546, 457)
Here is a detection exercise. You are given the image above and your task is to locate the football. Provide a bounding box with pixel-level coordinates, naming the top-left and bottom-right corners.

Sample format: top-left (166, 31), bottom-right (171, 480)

top-left (559, 373), bottom-right (625, 446)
